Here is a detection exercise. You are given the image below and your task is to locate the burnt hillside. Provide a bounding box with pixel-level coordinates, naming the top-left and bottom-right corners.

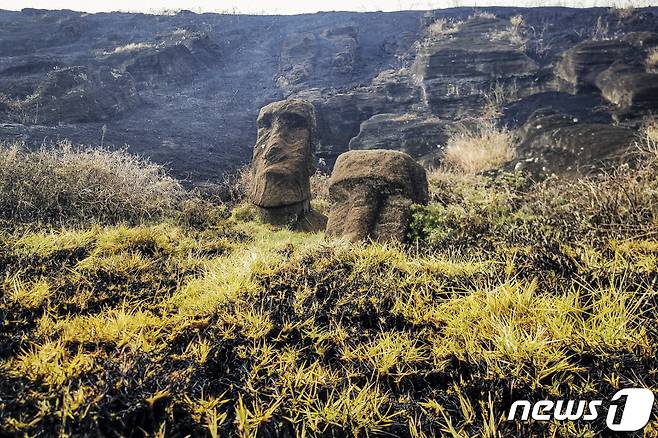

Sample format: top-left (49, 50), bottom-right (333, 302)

top-left (0, 7), bottom-right (657, 181)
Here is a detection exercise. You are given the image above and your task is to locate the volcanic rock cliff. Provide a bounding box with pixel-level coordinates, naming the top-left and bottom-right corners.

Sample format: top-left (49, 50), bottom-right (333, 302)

top-left (0, 7), bottom-right (657, 181)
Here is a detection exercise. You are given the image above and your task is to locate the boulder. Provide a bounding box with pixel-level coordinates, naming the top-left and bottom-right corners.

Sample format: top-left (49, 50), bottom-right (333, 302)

top-left (348, 113), bottom-right (446, 160)
top-left (326, 149), bottom-right (428, 242)
top-left (25, 66), bottom-right (140, 124)
top-left (249, 98), bottom-right (327, 230)
top-left (595, 62), bottom-right (658, 115)
top-left (299, 68), bottom-right (421, 165)
top-left (556, 39), bottom-right (636, 92)
top-left (516, 110), bottom-right (637, 174)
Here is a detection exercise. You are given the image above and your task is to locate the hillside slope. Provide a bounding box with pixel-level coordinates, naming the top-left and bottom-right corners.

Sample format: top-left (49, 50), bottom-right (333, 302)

top-left (1, 7), bottom-right (657, 180)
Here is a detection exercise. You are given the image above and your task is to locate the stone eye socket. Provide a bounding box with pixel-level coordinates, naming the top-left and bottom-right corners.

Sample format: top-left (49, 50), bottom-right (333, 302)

top-left (280, 113), bottom-right (307, 129)
top-left (258, 113), bottom-right (273, 130)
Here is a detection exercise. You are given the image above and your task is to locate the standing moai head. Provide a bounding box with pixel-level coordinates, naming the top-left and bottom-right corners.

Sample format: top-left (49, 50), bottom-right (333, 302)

top-left (249, 99), bottom-right (325, 230)
top-left (326, 149), bottom-right (428, 242)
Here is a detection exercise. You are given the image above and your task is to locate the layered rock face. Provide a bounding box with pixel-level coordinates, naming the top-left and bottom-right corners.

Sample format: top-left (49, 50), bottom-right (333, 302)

top-left (326, 150), bottom-right (428, 242)
top-left (348, 113), bottom-right (446, 161)
top-left (412, 16), bottom-right (540, 117)
top-left (278, 26), bottom-right (358, 96)
top-left (25, 66), bottom-right (140, 124)
top-left (298, 68), bottom-right (422, 165)
top-left (595, 62), bottom-right (658, 116)
top-left (516, 110), bottom-right (637, 174)
top-left (249, 99), bottom-right (326, 230)
top-left (1, 8), bottom-right (658, 180)
top-left (555, 32), bottom-right (658, 111)
top-left (556, 39), bottom-right (637, 92)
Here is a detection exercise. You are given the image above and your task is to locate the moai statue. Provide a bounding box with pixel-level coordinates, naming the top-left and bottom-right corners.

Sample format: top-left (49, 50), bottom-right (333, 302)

top-left (326, 149), bottom-right (428, 242)
top-left (249, 99), bottom-right (326, 231)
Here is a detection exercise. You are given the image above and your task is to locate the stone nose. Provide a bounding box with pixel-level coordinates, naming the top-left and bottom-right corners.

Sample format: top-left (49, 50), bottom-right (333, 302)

top-left (263, 138), bottom-right (288, 162)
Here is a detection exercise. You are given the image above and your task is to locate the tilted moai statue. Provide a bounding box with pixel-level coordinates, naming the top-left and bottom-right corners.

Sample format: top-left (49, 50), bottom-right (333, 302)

top-left (250, 99), bottom-right (326, 231)
top-left (326, 150), bottom-right (428, 242)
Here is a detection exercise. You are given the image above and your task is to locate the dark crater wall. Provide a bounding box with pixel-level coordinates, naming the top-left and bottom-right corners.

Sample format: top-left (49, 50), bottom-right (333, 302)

top-left (0, 7), bottom-right (657, 181)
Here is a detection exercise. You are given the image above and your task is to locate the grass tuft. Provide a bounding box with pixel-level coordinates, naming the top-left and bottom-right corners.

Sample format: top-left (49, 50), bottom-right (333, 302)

top-left (442, 119), bottom-right (515, 174)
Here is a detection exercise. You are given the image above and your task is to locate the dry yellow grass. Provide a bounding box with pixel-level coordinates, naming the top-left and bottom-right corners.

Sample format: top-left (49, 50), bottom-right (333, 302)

top-left (489, 14), bottom-right (527, 47)
top-left (470, 11), bottom-right (496, 20)
top-left (0, 140), bottom-right (184, 225)
top-left (647, 48), bottom-right (658, 72)
top-left (310, 172), bottom-right (330, 200)
top-left (645, 118), bottom-right (658, 143)
top-left (427, 18), bottom-right (461, 37)
top-left (219, 164), bottom-right (253, 204)
top-left (105, 42), bottom-right (154, 55)
top-left (442, 119), bottom-right (515, 174)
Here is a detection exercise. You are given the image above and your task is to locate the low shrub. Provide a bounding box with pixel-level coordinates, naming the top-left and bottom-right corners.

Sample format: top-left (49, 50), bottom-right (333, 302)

top-left (218, 164), bottom-right (253, 205)
top-left (310, 171), bottom-right (331, 214)
top-left (410, 143), bottom-right (658, 251)
top-left (645, 117), bottom-right (658, 143)
top-left (489, 14), bottom-right (527, 47)
top-left (470, 11), bottom-right (497, 20)
top-left (0, 141), bottom-right (184, 226)
top-left (230, 202), bottom-right (259, 222)
top-left (427, 18), bottom-right (461, 38)
top-left (177, 197), bottom-right (230, 229)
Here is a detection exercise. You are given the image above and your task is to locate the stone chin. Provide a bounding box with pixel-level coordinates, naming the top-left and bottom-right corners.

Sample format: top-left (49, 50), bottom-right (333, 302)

top-left (250, 168), bottom-right (309, 208)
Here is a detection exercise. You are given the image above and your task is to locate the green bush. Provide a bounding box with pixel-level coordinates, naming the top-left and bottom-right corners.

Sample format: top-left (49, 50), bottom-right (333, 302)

top-left (408, 171), bottom-right (534, 249)
top-left (409, 148), bottom-right (658, 251)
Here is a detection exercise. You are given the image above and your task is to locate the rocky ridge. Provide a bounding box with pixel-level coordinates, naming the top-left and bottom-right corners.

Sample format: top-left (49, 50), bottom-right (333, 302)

top-left (1, 7), bottom-right (657, 181)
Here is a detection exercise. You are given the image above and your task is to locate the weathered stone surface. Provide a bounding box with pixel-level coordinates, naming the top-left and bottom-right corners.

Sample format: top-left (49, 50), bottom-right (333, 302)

top-left (299, 68), bottom-right (422, 164)
top-left (277, 26), bottom-right (358, 96)
top-left (556, 39), bottom-right (636, 92)
top-left (326, 149), bottom-right (428, 242)
top-left (0, 57), bottom-right (66, 98)
top-left (101, 32), bottom-right (223, 83)
top-left (412, 16), bottom-right (540, 118)
top-left (348, 113), bottom-right (446, 159)
top-left (500, 91), bottom-right (611, 128)
top-left (620, 31), bottom-right (658, 48)
top-left (2, 8), bottom-right (658, 180)
top-left (249, 98), bottom-right (326, 230)
top-left (516, 110), bottom-right (637, 175)
top-left (123, 44), bottom-right (201, 82)
top-left (595, 62), bottom-right (658, 115)
top-left (24, 66), bottom-right (140, 124)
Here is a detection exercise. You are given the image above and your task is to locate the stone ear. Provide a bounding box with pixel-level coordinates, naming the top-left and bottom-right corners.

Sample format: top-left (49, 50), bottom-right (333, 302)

top-left (307, 152), bottom-right (317, 175)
